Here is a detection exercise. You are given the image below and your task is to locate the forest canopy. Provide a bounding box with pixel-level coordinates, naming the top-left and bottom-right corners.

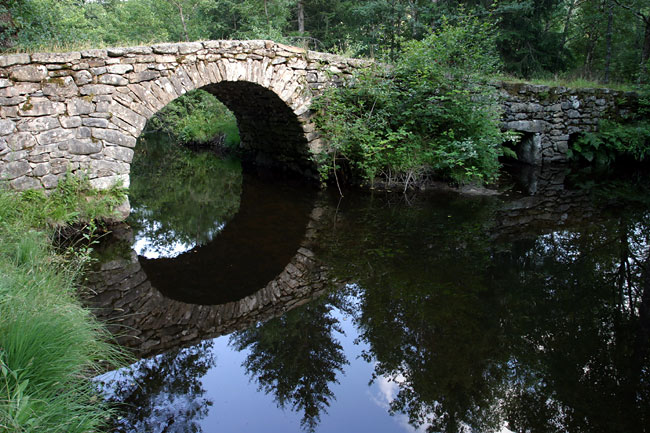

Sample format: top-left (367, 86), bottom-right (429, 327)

top-left (0, 0), bottom-right (648, 84)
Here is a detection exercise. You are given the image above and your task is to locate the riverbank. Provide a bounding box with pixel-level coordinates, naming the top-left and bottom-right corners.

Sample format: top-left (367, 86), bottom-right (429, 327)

top-left (0, 175), bottom-right (127, 432)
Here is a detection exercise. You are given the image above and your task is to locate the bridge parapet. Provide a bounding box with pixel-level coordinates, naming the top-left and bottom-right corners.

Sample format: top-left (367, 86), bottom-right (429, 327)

top-left (0, 40), bottom-right (367, 190)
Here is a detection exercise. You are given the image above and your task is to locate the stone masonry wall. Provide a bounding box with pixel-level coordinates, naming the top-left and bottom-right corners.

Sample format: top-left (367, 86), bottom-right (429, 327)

top-left (499, 82), bottom-right (638, 165)
top-left (0, 40), bottom-right (367, 190)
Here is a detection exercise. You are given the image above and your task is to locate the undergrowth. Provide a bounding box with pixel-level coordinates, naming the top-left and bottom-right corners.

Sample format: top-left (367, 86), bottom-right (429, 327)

top-left (0, 173), bottom-right (127, 432)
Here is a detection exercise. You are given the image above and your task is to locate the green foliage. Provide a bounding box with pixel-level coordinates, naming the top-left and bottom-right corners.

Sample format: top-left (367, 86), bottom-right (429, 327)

top-left (0, 186), bottom-right (125, 433)
top-left (4, 171), bottom-right (127, 229)
top-left (128, 132), bottom-right (242, 255)
top-left (568, 93), bottom-right (650, 165)
top-left (147, 89), bottom-right (240, 148)
top-left (313, 13), bottom-right (509, 186)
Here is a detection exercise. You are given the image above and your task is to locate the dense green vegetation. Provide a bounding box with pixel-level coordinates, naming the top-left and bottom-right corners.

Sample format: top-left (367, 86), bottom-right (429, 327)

top-left (0, 175), bottom-right (127, 432)
top-left (1, 0), bottom-right (648, 84)
top-left (313, 15), bottom-right (516, 186)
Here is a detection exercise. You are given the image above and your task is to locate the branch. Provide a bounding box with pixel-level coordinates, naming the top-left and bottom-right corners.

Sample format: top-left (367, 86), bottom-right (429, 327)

top-left (610, 0), bottom-right (648, 22)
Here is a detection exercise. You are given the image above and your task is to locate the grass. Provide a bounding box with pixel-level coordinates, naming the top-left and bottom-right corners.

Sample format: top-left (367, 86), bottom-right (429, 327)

top-left (499, 74), bottom-right (642, 92)
top-left (0, 173), bottom-right (128, 432)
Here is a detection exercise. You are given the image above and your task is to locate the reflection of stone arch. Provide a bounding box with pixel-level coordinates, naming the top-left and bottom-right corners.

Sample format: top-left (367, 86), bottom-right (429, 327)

top-left (84, 203), bottom-right (334, 358)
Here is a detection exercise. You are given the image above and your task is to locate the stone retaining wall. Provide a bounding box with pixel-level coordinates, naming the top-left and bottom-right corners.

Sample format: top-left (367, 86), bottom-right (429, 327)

top-left (499, 82), bottom-right (637, 164)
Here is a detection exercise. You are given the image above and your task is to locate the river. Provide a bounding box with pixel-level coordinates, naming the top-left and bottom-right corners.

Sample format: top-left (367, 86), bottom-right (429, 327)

top-left (84, 133), bottom-right (650, 433)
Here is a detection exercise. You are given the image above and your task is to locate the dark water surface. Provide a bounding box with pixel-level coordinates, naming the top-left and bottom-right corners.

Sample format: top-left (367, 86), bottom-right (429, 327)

top-left (86, 137), bottom-right (650, 433)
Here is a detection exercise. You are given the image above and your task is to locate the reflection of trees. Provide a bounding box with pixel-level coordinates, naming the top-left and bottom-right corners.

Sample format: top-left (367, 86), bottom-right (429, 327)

top-left (320, 186), bottom-right (650, 432)
top-left (497, 202), bottom-right (650, 433)
top-left (229, 297), bottom-right (348, 432)
top-left (128, 133), bottom-right (242, 256)
top-left (98, 340), bottom-right (216, 433)
top-left (322, 191), bottom-right (508, 432)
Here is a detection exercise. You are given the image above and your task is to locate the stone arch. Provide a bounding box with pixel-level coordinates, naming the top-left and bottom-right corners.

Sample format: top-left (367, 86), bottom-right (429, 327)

top-left (98, 52), bottom-right (318, 188)
top-left (0, 40), bottom-right (364, 191)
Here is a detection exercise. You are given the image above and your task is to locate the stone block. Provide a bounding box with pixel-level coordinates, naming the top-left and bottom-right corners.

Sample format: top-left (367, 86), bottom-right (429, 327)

top-left (82, 49), bottom-right (108, 59)
top-left (66, 138), bottom-right (103, 155)
top-left (99, 74), bottom-right (129, 86)
top-left (3, 160), bottom-right (31, 179)
top-left (73, 70), bottom-right (93, 85)
top-left (36, 128), bottom-right (76, 145)
top-left (128, 70), bottom-right (161, 83)
top-left (152, 43), bottom-right (179, 54)
top-left (0, 53), bottom-right (30, 67)
top-left (82, 117), bottom-right (110, 128)
top-left (104, 146), bottom-right (134, 163)
top-left (32, 162), bottom-right (51, 177)
top-left (60, 116), bottom-right (82, 128)
top-left (106, 64), bottom-right (134, 75)
top-left (0, 78), bottom-right (12, 88)
top-left (17, 116), bottom-right (60, 133)
top-left (92, 128), bottom-right (137, 148)
top-left (32, 52), bottom-right (81, 64)
top-left (11, 175), bottom-right (41, 190)
top-left (178, 42), bottom-right (203, 54)
top-left (107, 47), bottom-right (126, 57)
top-left (42, 76), bottom-right (79, 98)
top-left (19, 98), bottom-right (66, 117)
top-left (50, 159), bottom-right (70, 174)
top-left (504, 120), bottom-right (548, 133)
top-left (80, 84), bottom-right (115, 95)
top-left (8, 132), bottom-right (37, 150)
top-left (10, 65), bottom-right (48, 82)
top-left (90, 174), bottom-right (129, 189)
top-left (0, 119), bottom-right (16, 135)
top-left (67, 97), bottom-right (95, 115)
top-left (42, 173), bottom-right (60, 189)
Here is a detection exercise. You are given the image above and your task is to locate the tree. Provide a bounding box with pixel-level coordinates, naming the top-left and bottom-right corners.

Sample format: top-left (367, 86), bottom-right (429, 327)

top-left (611, 0), bottom-right (650, 83)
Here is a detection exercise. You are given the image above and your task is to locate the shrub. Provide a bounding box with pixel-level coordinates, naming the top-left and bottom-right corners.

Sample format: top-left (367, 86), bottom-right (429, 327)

top-left (313, 12), bottom-right (514, 187)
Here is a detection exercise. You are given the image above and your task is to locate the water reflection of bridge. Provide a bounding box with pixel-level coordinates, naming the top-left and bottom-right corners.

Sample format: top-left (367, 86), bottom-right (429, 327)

top-left (84, 204), bottom-right (335, 358)
top-left (85, 164), bottom-right (609, 359)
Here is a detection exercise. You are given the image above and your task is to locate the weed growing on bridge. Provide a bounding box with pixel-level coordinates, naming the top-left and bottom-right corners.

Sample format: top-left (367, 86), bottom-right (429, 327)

top-left (0, 177), bottom-right (127, 432)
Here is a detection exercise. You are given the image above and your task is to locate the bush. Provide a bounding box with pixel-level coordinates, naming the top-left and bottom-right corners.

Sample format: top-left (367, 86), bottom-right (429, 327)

top-left (313, 13), bottom-right (514, 187)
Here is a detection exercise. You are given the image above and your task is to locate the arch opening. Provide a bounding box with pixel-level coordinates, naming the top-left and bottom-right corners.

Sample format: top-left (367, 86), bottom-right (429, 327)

top-left (201, 81), bottom-right (315, 176)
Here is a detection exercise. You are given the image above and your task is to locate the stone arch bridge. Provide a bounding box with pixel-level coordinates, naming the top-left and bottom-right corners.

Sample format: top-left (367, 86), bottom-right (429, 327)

top-left (0, 40), bottom-right (368, 190)
top-left (0, 39), bottom-right (635, 191)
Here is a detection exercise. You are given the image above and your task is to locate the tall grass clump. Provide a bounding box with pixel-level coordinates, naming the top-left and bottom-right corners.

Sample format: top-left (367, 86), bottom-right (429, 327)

top-left (0, 175), bottom-right (127, 432)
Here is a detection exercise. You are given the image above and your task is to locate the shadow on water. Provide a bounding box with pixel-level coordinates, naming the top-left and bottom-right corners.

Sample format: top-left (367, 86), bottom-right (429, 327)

top-left (87, 158), bottom-right (650, 433)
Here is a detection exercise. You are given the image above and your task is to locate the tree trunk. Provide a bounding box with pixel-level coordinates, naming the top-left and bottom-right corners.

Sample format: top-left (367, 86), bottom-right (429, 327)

top-left (641, 17), bottom-right (650, 84)
top-left (264, 0), bottom-right (270, 30)
top-left (604, 1), bottom-right (614, 83)
top-left (297, 0), bottom-right (305, 34)
top-left (169, 0), bottom-right (190, 42)
top-left (179, 4), bottom-right (189, 42)
top-left (561, 0), bottom-right (577, 47)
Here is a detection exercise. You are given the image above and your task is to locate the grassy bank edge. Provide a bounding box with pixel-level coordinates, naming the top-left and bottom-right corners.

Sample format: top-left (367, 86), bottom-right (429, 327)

top-left (0, 173), bottom-right (128, 433)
